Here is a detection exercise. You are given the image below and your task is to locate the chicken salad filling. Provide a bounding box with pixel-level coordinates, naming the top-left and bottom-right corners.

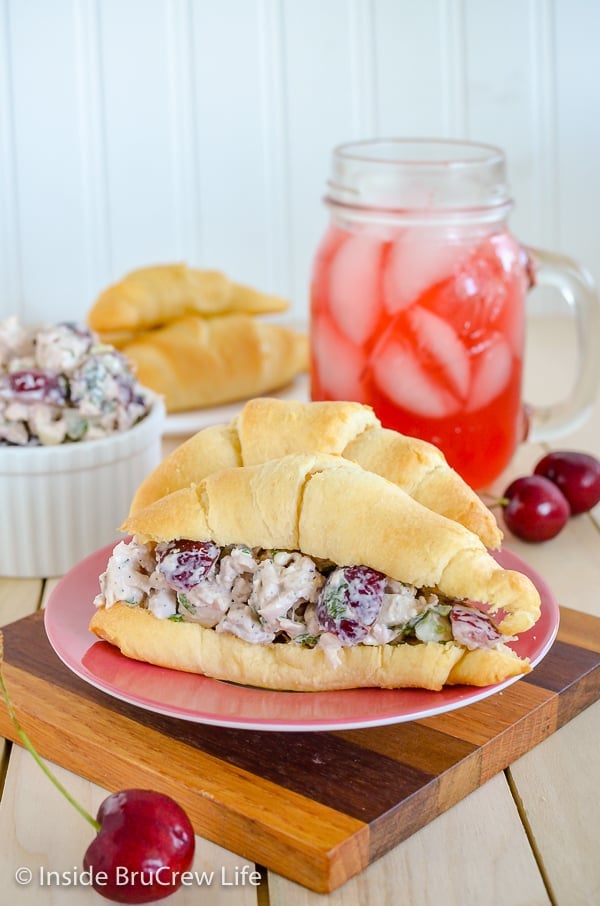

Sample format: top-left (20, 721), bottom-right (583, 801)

top-left (95, 537), bottom-right (514, 661)
top-left (0, 316), bottom-right (154, 445)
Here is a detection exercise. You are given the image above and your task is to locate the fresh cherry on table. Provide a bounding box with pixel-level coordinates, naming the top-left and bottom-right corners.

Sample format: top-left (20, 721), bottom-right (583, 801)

top-left (534, 451), bottom-right (600, 515)
top-left (502, 475), bottom-right (570, 542)
top-left (0, 635), bottom-right (195, 904)
top-left (497, 449), bottom-right (600, 543)
top-left (84, 789), bottom-right (195, 904)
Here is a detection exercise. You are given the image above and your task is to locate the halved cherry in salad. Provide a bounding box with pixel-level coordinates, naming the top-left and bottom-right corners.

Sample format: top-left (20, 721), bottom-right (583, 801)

top-left (316, 565), bottom-right (386, 643)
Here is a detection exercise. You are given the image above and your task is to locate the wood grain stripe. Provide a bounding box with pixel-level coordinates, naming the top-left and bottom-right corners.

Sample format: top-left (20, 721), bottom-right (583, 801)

top-left (1, 604), bottom-right (599, 894)
top-left (3, 613), bottom-right (434, 823)
top-left (524, 639), bottom-right (600, 728)
top-left (417, 679), bottom-right (555, 744)
top-left (335, 722), bottom-right (482, 831)
top-left (554, 607), bottom-right (600, 653)
top-left (524, 640), bottom-right (600, 693)
top-left (0, 661), bottom-right (369, 894)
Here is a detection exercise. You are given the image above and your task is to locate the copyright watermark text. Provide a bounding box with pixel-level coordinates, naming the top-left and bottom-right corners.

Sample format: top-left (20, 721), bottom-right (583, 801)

top-left (15, 864), bottom-right (261, 889)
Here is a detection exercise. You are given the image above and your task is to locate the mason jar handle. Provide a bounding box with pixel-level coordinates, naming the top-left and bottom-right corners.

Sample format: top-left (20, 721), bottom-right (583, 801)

top-left (525, 246), bottom-right (600, 442)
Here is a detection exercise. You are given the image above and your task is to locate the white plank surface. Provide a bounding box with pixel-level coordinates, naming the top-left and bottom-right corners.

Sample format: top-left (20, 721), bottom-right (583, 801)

top-left (0, 0), bottom-right (21, 318)
top-left (269, 773), bottom-right (550, 906)
top-left (373, 0), bottom-right (450, 136)
top-left (188, 0), bottom-right (283, 292)
top-left (0, 0), bottom-right (599, 322)
top-left (0, 748), bottom-right (261, 905)
top-left (3, 0), bottom-right (92, 322)
top-left (282, 0), bottom-right (371, 311)
top-left (509, 701), bottom-right (600, 906)
top-left (463, 0), bottom-right (549, 246)
top-left (554, 0), bottom-right (600, 273)
top-left (98, 0), bottom-right (183, 281)
top-left (0, 576), bottom-right (41, 627)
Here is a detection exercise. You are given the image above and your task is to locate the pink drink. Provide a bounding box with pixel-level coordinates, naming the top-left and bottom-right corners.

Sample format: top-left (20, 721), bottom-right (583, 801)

top-left (310, 221), bottom-right (531, 490)
top-left (311, 139), bottom-right (599, 491)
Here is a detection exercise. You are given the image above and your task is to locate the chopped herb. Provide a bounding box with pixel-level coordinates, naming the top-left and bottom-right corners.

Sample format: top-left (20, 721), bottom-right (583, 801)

top-left (294, 633), bottom-right (319, 648)
top-left (168, 614), bottom-right (184, 622)
top-left (176, 592), bottom-right (195, 615)
top-left (323, 581), bottom-right (349, 619)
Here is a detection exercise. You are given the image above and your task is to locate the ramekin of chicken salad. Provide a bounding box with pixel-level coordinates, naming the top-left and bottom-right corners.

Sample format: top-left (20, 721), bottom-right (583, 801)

top-left (0, 316), bottom-right (164, 577)
top-left (0, 316), bottom-right (155, 445)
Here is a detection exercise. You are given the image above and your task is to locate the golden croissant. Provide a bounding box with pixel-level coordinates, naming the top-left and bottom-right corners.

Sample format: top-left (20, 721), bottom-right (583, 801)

top-left (130, 397), bottom-right (502, 549)
top-left (90, 453), bottom-right (540, 692)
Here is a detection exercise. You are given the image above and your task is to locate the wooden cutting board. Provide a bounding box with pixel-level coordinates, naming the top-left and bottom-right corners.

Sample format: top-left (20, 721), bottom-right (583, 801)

top-left (1, 607), bottom-right (599, 894)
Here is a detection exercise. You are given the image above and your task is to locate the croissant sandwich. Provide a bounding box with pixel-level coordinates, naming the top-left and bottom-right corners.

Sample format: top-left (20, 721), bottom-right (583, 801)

top-left (130, 397), bottom-right (502, 549)
top-left (90, 453), bottom-right (541, 692)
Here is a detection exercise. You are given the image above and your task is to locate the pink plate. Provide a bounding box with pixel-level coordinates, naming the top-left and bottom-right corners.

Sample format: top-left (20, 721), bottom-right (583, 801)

top-left (44, 543), bottom-right (559, 732)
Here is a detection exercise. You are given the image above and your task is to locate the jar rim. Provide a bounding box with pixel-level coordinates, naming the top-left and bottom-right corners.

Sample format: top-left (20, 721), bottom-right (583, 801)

top-left (323, 196), bottom-right (513, 221)
top-left (333, 137), bottom-right (506, 168)
top-left (327, 137), bottom-right (511, 212)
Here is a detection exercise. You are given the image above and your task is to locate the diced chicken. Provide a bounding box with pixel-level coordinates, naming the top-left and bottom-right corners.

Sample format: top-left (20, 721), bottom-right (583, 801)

top-left (95, 539), bottom-right (155, 608)
top-left (249, 554), bottom-right (325, 631)
top-left (147, 587), bottom-right (177, 619)
top-left (94, 540), bottom-right (514, 655)
top-left (216, 604), bottom-right (275, 644)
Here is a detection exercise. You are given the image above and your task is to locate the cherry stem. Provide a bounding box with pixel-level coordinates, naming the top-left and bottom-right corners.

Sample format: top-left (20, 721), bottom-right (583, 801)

top-left (479, 493), bottom-right (509, 509)
top-left (0, 632), bottom-right (101, 833)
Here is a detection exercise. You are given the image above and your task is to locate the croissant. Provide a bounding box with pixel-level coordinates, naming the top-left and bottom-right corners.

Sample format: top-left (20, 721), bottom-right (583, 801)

top-left (90, 454), bottom-right (540, 691)
top-left (88, 263), bottom-right (289, 342)
top-left (114, 314), bottom-right (308, 413)
top-left (129, 397), bottom-right (502, 549)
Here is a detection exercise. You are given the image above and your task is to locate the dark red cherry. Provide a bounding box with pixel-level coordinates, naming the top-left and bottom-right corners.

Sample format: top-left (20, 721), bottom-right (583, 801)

top-left (534, 450), bottom-right (600, 515)
top-left (316, 565), bottom-right (386, 643)
top-left (3, 369), bottom-right (67, 404)
top-left (0, 629), bottom-right (196, 903)
top-left (83, 789), bottom-right (195, 903)
top-left (450, 604), bottom-right (502, 649)
top-left (156, 539), bottom-right (220, 591)
top-left (1, 638), bottom-right (196, 905)
top-left (502, 475), bottom-right (570, 542)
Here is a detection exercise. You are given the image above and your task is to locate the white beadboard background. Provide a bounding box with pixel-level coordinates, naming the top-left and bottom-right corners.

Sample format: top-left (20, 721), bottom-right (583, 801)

top-left (1, 0), bottom-right (599, 324)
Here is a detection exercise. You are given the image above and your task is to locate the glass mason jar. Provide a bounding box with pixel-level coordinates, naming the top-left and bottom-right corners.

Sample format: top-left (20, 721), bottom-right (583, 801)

top-left (310, 138), bottom-right (600, 489)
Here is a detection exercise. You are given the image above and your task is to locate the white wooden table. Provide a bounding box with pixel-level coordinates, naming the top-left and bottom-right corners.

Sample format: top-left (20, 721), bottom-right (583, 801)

top-left (1, 317), bottom-right (598, 905)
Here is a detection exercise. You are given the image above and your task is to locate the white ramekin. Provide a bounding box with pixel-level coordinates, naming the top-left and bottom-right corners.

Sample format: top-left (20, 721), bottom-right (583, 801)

top-left (0, 400), bottom-right (165, 578)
